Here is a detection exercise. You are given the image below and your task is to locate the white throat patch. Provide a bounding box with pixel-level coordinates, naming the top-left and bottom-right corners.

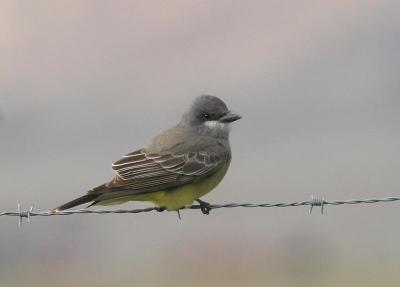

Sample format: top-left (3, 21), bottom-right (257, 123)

top-left (204, 120), bottom-right (230, 133)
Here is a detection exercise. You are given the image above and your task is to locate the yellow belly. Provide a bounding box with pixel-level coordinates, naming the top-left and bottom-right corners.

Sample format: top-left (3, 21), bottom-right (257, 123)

top-left (97, 167), bottom-right (228, 210)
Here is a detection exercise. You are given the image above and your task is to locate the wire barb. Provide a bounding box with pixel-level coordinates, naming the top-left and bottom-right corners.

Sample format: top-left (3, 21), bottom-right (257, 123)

top-left (1, 196), bottom-right (399, 226)
top-left (17, 204), bottom-right (34, 227)
top-left (309, 196), bottom-right (325, 214)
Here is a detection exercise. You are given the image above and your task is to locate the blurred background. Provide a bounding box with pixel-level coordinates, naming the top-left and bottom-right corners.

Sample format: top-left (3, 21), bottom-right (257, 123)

top-left (1, 1), bottom-right (399, 286)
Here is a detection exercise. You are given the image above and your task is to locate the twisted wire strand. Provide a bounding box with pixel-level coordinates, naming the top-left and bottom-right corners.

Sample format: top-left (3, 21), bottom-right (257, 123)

top-left (1, 197), bottom-right (399, 222)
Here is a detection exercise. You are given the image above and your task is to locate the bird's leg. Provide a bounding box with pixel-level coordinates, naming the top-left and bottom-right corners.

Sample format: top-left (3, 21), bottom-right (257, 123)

top-left (196, 199), bottom-right (212, 215)
top-left (156, 206), bottom-right (182, 220)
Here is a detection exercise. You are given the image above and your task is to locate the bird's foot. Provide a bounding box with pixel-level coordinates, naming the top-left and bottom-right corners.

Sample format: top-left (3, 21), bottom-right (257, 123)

top-left (196, 199), bottom-right (212, 215)
top-left (176, 209), bottom-right (181, 220)
top-left (156, 206), bottom-right (182, 220)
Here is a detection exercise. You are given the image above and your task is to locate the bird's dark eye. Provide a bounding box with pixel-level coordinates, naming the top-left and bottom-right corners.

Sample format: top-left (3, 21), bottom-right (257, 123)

top-left (202, 113), bottom-right (210, 119)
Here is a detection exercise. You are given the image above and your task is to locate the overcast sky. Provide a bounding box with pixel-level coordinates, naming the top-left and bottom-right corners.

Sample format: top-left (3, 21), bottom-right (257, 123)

top-left (1, 1), bottom-right (399, 286)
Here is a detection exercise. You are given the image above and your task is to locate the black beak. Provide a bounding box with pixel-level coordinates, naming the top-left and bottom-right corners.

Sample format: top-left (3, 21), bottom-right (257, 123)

top-left (219, 112), bottom-right (242, 123)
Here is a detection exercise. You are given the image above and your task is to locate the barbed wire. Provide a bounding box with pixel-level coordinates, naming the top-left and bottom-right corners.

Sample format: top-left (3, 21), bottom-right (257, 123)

top-left (0, 196), bottom-right (399, 226)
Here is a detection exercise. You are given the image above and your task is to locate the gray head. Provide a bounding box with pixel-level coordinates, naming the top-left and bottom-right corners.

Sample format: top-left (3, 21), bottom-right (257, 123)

top-left (179, 95), bottom-right (241, 138)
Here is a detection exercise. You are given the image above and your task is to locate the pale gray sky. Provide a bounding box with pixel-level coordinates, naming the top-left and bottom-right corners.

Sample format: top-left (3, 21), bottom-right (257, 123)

top-left (1, 1), bottom-right (399, 286)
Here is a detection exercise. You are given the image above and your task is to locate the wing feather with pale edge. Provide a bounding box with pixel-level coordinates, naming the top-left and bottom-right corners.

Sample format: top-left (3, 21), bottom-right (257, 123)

top-left (98, 148), bottom-right (225, 194)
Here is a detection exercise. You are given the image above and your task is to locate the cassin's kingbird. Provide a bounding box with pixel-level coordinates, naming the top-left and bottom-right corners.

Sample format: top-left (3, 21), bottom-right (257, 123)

top-left (52, 95), bottom-right (241, 214)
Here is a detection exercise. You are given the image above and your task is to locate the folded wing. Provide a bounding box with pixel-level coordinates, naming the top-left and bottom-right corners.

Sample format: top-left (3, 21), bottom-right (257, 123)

top-left (90, 148), bottom-right (226, 196)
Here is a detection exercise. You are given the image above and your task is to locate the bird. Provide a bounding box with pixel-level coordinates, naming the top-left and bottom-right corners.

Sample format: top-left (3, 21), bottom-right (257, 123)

top-left (52, 95), bottom-right (241, 215)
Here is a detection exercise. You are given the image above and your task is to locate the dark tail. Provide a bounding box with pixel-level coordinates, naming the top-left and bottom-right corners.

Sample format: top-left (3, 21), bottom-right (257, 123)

top-left (52, 193), bottom-right (100, 213)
